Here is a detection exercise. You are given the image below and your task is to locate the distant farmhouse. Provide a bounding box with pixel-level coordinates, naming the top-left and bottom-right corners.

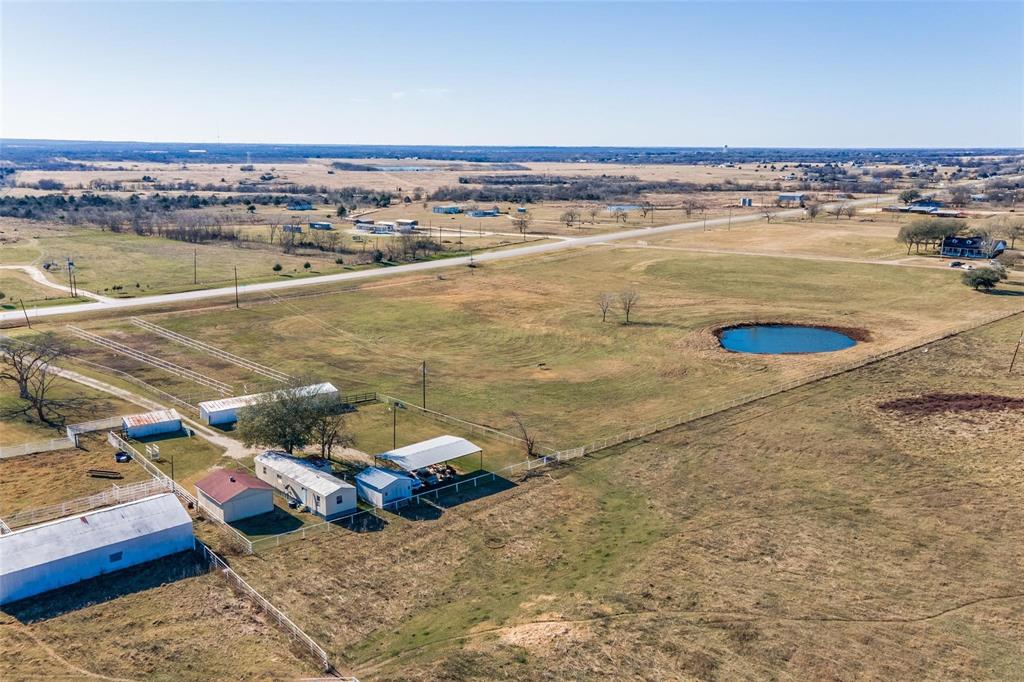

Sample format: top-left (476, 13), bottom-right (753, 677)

top-left (940, 236), bottom-right (1007, 260)
top-left (777, 192), bottom-right (806, 206)
top-left (433, 205), bottom-right (462, 214)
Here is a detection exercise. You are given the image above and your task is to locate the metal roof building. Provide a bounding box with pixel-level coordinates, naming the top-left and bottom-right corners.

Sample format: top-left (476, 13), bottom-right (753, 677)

top-left (195, 469), bottom-right (274, 523)
top-left (378, 435), bottom-right (481, 472)
top-left (0, 493), bottom-right (194, 605)
top-left (254, 452), bottom-right (356, 520)
top-left (198, 382), bottom-right (338, 425)
top-left (122, 409), bottom-right (182, 439)
top-left (355, 467), bottom-right (416, 508)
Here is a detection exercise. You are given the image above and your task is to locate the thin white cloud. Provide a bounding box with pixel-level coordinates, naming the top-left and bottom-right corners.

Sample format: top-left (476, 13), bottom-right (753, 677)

top-left (391, 91), bottom-right (406, 100)
top-left (417, 87), bottom-right (452, 98)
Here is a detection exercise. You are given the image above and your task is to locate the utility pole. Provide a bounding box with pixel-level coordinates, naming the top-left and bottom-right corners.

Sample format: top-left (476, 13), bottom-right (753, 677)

top-left (19, 299), bottom-right (31, 328)
top-left (234, 266), bottom-right (239, 309)
top-left (1010, 327), bottom-right (1024, 372)
top-left (728, 208), bottom-right (732, 231)
top-left (421, 360), bottom-right (427, 409)
top-left (193, 249), bottom-right (198, 285)
top-left (392, 405), bottom-right (397, 449)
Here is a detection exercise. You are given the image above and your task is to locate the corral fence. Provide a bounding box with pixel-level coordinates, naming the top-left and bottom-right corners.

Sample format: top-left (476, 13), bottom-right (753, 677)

top-left (0, 437), bottom-right (75, 460)
top-left (0, 478), bottom-right (173, 532)
top-left (196, 541), bottom-right (333, 674)
top-left (0, 415), bottom-right (128, 459)
top-left (106, 431), bottom-right (254, 554)
top-left (67, 354), bottom-right (202, 414)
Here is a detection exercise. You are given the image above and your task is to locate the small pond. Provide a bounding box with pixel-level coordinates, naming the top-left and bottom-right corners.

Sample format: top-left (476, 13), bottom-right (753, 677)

top-left (719, 325), bottom-right (857, 354)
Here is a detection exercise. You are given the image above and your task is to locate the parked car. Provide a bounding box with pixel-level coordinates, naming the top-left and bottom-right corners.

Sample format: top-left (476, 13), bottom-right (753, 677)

top-left (949, 261), bottom-right (964, 268)
top-left (961, 264), bottom-right (975, 270)
top-left (114, 451), bottom-right (132, 463)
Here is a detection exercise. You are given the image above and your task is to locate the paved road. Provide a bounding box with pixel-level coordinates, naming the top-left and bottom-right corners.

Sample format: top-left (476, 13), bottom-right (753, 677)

top-left (0, 198), bottom-right (881, 323)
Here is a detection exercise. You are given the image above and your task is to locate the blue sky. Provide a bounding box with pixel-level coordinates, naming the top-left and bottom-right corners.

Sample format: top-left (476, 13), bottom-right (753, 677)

top-left (2, 1), bottom-right (1021, 147)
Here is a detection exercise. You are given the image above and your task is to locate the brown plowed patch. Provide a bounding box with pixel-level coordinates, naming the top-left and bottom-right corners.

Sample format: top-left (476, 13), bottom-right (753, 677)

top-left (879, 393), bottom-right (1024, 416)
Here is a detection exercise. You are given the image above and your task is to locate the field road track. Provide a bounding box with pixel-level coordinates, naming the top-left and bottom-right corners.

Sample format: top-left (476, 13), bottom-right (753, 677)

top-left (0, 264), bottom-right (113, 303)
top-left (0, 197), bottom-right (882, 324)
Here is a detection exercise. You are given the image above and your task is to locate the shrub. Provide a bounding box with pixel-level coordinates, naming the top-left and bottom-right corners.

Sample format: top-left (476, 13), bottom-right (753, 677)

top-left (962, 268), bottom-right (1000, 290)
top-left (303, 262), bottom-right (311, 270)
top-left (272, 263), bottom-right (282, 272)
top-left (334, 257), bottom-right (344, 264)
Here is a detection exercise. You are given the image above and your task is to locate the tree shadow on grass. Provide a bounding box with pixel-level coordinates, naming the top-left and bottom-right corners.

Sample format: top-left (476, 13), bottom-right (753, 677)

top-left (229, 506), bottom-right (305, 537)
top-left (981, 289), bottom-right (1024, 296)
top-left (1, 551), bottom-right (206, 623)
top-left (336, 510), bottom-right (387, 533)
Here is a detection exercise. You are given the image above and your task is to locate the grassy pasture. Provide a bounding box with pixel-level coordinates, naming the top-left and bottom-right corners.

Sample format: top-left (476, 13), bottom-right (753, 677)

top-left (66, 243), bottom-right (1024, 450)
top-left (0, 555), bottom-right (317, 681)
top-left (0, 374), bottom-right (138, 444)
top-left (0, 269), bottom-right (87, 309)
top-left (226, 313), bottom-right (1024, 680)
top-left (0, 434), bottom-right (152, 515)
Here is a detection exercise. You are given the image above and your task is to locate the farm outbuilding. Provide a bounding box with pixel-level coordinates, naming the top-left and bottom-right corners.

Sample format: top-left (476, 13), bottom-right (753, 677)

top-left (254, 452), bottom-right (356, 520)
top-left (122, 409), bottom-right (181, 439)
top-left (198, 382), bottom-right (338, 426)
top-left (309, 222), bottom-right (333, 230)
top-left (777, 192), bottom-right (806, 205)
top-left (432, 205), bottom-right (462, 214)
top-left (355, 467), bottom-right (415, 508)
top-left (194, 469), bottom-right (274, 523)
top-left (0, 493), bottom-right (194, 606)
top-left (378, 435), bottom-right (482, 482)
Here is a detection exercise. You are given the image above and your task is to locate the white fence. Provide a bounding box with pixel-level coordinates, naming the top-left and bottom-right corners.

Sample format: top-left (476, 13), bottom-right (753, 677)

top-left (69, 355), bottom-right (202, 414)
top-left (66, 415), bottom-right (124, 439)
top-left (0, 478), bottom-right (173, 532)
top-left (197, 542), bottom-right (332, 673)
top-left (106, 431), bottom-right (254, 554)
top-left (0, 437), bottom-right (75, 459)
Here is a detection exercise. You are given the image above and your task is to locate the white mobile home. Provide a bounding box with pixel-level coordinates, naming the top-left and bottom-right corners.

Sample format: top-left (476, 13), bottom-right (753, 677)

top-left (395, 219), bottom-right (418, 233)
top-left (372, 221), bottom-right (398, 234)
top-left (0, 493), bottom-right (194, 606)
top-left (122, 409), bottom-right (182, 439)
top-left (355, 467), bottom-right (415, 508)
top-left (194, 469), bottom-right (274, 523)
top-left (254, 452), bottom-right (356, 519)
top-left (198, 382), bottom-right (338, 426)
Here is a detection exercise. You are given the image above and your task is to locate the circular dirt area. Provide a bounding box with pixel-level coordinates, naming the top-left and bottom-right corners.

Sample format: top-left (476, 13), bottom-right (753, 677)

top-left (718, 324), bottom-right (859, 354)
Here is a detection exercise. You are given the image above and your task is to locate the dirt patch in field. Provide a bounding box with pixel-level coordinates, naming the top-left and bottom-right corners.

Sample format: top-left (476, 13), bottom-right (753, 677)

top-left (879, 393), bottom-right (1024, 416)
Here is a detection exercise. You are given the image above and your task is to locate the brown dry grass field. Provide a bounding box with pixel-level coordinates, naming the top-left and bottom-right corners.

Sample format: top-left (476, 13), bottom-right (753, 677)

top-left (0, 553), bottom-right (317, 681)
top-left (223, 313), bottom-right (1024, 680)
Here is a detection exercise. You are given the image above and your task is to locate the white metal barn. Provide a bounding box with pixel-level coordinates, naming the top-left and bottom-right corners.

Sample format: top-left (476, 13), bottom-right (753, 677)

top-left (194, 469), bottom-right (274, 523)
top-left (198, 382), bottom-right (338, 426)
top-left (254, 452), bottom-right (356, 520)
top-left (355, 467), bottom-right (415, 508)
top-left (0, 493), bottom-right (194, 606)
top-left (122, 409), bottom-right (182, 439)
top-left (378, 435), bottom-right (482, 472)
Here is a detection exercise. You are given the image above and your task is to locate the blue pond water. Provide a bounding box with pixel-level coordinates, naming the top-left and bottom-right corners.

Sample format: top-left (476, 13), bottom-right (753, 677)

top-left (719, 325), bottom-right (856, 354)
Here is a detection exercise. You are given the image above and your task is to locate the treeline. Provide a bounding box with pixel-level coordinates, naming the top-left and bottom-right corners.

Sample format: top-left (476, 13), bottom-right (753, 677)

top-left (896, 219), bottom-right (965, 254)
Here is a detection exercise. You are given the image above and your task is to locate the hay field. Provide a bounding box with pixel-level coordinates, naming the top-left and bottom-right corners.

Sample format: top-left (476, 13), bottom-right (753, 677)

top-left (226, 313), bottom-right (1024, 680)
top-left (60, 241), bottom-right (1024, 451)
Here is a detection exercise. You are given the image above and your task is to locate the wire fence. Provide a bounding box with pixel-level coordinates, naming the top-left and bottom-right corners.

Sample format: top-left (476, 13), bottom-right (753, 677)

top-left (197, 541), bottom-right (333, 673)
top-left (0, 478), bottom-right (173, 532)
top-left (67, 354), bottom-right (203, 414)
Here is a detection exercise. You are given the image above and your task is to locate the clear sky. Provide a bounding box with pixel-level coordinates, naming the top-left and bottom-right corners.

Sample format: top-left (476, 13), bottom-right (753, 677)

top-left (2, 1), bottom-right (1022, 147)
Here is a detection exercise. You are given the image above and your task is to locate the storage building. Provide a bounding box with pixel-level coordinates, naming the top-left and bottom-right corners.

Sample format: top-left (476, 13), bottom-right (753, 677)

top-left (372, 221), bottom-right (398, 234)
top-left (355, 467), bottom-right (415, 508)
top-left (396, 219), bottom-right (418, 232)
top-left (777, 192), bottom-right (806, 205)
top-left (122, 409), bottom-right (181, 439)
top-left (432, 205), bottom-right (462, 214)
top-left (195, 469), bottom-right (274, 523)
top-left (198, 382), bottom-right (338, 426)
top-left (309, 222), bottom-right (333, 230)
top-left (254, 452), bottom-right (356, 519)
top-left (0, 493), bottom-right (194, 606)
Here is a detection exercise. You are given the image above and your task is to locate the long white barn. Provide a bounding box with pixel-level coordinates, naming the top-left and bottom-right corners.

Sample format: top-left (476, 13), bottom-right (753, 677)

top-left (0, 493), bottom-right (194, 605)
top-left (198, 382), bottom-right (338, 425)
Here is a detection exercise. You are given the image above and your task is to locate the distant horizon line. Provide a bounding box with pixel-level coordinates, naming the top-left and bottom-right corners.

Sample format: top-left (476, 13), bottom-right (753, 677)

top-left (3, 138), bottom-right (1022, 153)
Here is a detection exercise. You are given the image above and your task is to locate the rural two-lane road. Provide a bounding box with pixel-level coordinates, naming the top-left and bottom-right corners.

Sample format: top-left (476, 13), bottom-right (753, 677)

top-left (0, 198), bottom-right (882, 323)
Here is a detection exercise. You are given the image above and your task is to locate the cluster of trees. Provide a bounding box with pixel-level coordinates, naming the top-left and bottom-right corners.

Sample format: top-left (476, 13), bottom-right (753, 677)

top-left (897, 218), bottom-right (965, 254)
top-left (236, 381), bottom-right (352, 458)
top-left (0, 334), bottom-right (78, 425)
top-left (962, 263), bottom-right (1009, 291)
top-left (597, 290), bottom-right (640, 324)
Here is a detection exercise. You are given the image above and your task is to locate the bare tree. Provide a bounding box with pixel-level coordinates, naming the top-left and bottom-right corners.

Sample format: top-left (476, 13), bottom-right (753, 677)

top-left (598, 292), bottom-right (614, 322)
top-left (842, 204), bottom-right (858, 220)
top-left (827, 203), bottom-right (846, 220)
top-left (683, 197), bottom-right (707, 217)
top-left (510, 412), bottom-right (538, 458)
top-left (762, 207), bottom-right (776, 223)
top-left (587, 206), bottom-right (600, 224)
top-left (267, 222), bottom-right (280, 245)
top-left (0, 334), bottom-right (80, 424)
top-left (805, 202), bottom-right (821, 220)
top-left (619, 289), bottom-right (639, 324)
top-left (311, 408), bottom-right (353, 459)
top-left (512, 211), bottom-right (533, 241)
top-left (560, 209), bottom-right (580, 230)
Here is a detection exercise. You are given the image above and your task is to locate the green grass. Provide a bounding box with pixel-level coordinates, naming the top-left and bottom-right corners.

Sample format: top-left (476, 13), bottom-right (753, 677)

top-left (0, 270), bottom-right (87, 308)
top-left (126, 430), bottom-right (228, 487)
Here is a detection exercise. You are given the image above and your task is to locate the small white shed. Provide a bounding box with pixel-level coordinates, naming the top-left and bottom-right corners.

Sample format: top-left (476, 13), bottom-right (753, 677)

top-left (254, 452), bottom-right (356, 520)
top-left (194, 469), bottom-right (274, 523)
top-left (356, 467), bottom-right (415, 508)
top-left (122, 409), bottom-right (182, 439)
top-left (0, 493), bottom-right (194, 606)
top-left (198, 382), bottom-right (338, 426)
